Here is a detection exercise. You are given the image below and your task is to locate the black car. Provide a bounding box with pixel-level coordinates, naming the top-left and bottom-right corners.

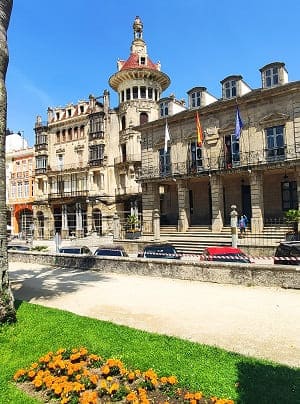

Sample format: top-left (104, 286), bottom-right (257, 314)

top-left (94, 245), bottom-right (128, 257)
top-left (7, 244), bottom-right (30, 251)
top-left (138, 243), bottom-right (180, 259)
top-left (58, 246), bottom-right (92, 255)
top-left (274, 241), bottom-right (300, 265)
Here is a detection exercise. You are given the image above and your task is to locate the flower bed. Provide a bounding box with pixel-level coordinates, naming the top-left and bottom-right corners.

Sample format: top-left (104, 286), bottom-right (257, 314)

top-left (13, 347), bottom-right (234, 403)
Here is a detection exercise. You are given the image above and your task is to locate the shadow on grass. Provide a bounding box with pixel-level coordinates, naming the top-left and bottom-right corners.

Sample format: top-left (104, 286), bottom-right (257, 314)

top-left (237, 361), bottom-right (300, 404)
top-left (9, 263), bottom-right (111, 302)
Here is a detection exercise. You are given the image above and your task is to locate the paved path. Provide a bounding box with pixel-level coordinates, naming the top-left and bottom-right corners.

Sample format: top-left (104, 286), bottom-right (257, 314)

top-left (9, 261), bottom-right (300, 368)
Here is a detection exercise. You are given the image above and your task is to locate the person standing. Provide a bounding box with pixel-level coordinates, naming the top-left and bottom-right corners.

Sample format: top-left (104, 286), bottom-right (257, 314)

top-left (239, 216), bottom-right (246, 237)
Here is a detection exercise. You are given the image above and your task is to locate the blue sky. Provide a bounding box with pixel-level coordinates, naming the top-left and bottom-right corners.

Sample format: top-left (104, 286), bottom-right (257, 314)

top-left (6, 0), bottom-right (300, 146)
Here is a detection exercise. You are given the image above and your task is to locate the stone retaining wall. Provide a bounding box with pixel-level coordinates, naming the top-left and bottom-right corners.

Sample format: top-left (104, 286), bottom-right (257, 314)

top-left (8, 251), bottom-right (300, 289)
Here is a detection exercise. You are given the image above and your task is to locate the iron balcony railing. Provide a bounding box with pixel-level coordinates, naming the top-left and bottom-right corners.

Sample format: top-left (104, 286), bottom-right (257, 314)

top-left (35, 143), bottom-right (48, 151)
top-left (115, 185), bottom-right (142, 195)
top-left (114, 154), bottom-right (141, 165)
top-left (89, 131), bottom-right (104, 141)
top-left (138, 146), bottom-right (300, 180)
top-left (35, 167), bottom-right (47, 175)
top-left (48, 162), bottom-right (86, 172)
top-left (48, 190), bottom-right (88, 199)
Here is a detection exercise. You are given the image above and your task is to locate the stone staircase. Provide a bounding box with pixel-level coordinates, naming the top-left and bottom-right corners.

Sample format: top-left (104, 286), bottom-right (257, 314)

top-left (160, 224), bottom-right (290, 256)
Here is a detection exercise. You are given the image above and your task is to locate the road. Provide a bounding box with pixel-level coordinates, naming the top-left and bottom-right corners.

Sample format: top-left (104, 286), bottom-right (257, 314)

top-left (9, 261), bottom-right (300, 368)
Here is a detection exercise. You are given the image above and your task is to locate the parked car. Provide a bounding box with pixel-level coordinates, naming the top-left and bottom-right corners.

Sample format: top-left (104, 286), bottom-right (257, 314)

top-left (94, 245), bottom-right (128, 257)
top-left (202, 246), bottom-right (251, 263)
top-left (7, 244), bottom-right (30, 251)
top-left (138, 243), bottom-right (180, 259)
top-left (274, 241), bottom-right (300, 265)
top-left (58, 246), bottom-right (92, 255)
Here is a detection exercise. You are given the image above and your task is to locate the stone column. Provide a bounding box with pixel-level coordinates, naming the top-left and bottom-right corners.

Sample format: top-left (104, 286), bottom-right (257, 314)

top-left (249, 171), bottom-right (264, 233)
top-left (113, 213), bottom-right (120, 240)
top-left (75, 203), bottom-right (84, 238)
top-left (210, 173), bottom-right (224, 232)
top-left (177, 180), bottom-right (190, 232)
top-left (153, 209), bottom-right (160, 241)
top-left (61, 204), bottom-right (69, 239)
top-left (142, 183), bottom-right (160, 235)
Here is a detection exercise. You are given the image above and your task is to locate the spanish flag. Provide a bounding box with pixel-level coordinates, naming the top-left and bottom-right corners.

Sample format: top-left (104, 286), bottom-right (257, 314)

top-left (195, 111), bottom-right (203, 146)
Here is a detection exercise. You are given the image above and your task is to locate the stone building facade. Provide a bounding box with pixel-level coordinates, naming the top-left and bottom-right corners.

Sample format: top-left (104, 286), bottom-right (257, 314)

top-left (6, 132), bottom-right (35, 237)
top-left (138, 62), bottom-right (300, 234)
top-left (32, 16), bottom-right (175, 239)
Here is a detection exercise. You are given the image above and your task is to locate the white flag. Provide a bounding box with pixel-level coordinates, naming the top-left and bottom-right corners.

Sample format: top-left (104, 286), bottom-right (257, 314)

top-left (164, 120), bottom-right (170, 153)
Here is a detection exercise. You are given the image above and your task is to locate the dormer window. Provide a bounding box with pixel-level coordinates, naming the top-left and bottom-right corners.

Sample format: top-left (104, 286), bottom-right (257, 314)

top-left (160, 101), bottom-right (169, 117)
top-left (56, 112), bottom-right (60, 120)
top-left (68, 109), bottom-right (72, 117)
top-left (140, 56), bottom-right (146, 65)
top-left (80, 105), bottom-right (84, 113)
top-left (224, 80), bottom-right (237, 99)
top-left (191, 91), bottom-right (201, 108)
top-left (260, 62), bottom-right (288, 88)
top-left (265, 67), bottom-right (279, 87)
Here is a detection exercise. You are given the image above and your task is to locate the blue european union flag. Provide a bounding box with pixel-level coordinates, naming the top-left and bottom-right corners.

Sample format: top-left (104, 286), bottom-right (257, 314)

top-left (234, 107), bottom-right (244, 140)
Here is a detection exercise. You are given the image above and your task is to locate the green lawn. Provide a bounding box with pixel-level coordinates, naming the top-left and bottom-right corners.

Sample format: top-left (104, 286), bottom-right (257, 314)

top-left (0, 301), bottom-right (299, 403)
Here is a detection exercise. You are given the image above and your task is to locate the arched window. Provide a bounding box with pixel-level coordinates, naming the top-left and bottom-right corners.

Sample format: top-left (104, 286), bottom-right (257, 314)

top-left (140, 113), bottom-right (148, 125)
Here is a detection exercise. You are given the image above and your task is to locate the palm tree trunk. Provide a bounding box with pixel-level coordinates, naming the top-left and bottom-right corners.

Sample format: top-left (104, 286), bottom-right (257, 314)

top-left (0, 0), bottom-right (16, 323)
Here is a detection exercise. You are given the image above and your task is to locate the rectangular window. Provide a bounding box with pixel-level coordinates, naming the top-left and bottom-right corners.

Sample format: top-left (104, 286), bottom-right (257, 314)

top-left (160, 101), bottom-right (169, 117)
top-left (11, 183), bottom-right (16, 198)
top-left (17, 182), bottom-right (22, 198)
top-left (159, 148), bottom-right (171, 176)
top-left (282, 181), bottom-right (297, 211)
top-left (224, 80), bottom-right (236, 99)
top-left (148, 87), bottom-right (153, 99)
top-left (57, 154), bottom-right (64, 170)
top-left (121, 91), bottom-right (125, 102)
top-left (36, 156), bottom-right (47, 169)
top-left (265, 67), bottom-right (279, 88)
top-left (89, 144), bottom-right (104, 161)
top-left (191, 91), bottom-right (201, 108)
top-left (190, 142), bottom-right (203, 172)
top-left (24, 181), bottom-right (29, 197)
top-left (265, 125), bottom-right (284, 159)
top-left (126, 88), bottom-right (130, 100)
top-left (224, 135), bottom-right (240, 168)
top-left (133, 86), bottom-right (138, 99)
top-left (140, 86), bottom-right (146, 98)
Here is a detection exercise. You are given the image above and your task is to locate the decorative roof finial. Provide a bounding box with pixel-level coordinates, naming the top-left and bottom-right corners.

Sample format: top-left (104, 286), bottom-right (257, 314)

top-left (133, 16), bottom-right (143, 40)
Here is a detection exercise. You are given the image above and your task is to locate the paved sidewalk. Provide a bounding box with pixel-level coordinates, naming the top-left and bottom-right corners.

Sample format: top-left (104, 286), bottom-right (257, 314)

top-left (9, 261), bottom-right (300, 368)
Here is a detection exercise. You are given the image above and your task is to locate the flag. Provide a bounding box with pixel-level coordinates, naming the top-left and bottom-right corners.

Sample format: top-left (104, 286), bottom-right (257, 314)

top-left (195, 111), bottom-right (203, 146)
top-left (164, 120), bottom-right (170, 153)
top-left (234, 106), bottom-right (244, 140)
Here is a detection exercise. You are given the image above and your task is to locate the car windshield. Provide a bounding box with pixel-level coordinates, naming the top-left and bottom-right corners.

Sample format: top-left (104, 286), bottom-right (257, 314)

top-left (95, 249), bottom-right (123, 256)
top-left (59, 248), bottom-right (81, 254)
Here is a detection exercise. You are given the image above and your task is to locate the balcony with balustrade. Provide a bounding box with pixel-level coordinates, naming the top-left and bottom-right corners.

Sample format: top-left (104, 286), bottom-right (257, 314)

top-left (138, 146), bottom-right (300, 181)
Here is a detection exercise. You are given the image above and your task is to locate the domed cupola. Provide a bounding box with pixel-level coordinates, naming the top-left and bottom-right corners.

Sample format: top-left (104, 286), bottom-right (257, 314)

top-left (109, 16), bottom-right (170, 121)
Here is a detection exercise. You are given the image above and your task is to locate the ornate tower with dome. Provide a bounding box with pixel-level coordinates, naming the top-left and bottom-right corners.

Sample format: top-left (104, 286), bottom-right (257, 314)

top-left (109, 16), bottom-right (170, 215)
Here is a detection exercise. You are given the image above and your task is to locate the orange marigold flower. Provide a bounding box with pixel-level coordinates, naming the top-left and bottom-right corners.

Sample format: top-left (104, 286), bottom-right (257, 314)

top-left (190, 400), bottom-right (197, 404)
top-left (194, 391), bottom-right (203, 400)
top-left (184, 392), bottom-right (195, 400)
top-left (167, 375), bottom-right (178, 385)
top-left (160, 376), bottom-right (168, 383)
top-left (30, 362), bottom-right (39, 369)
top-left (101, 365), bottom-right (110, 375)
top-left (13, 369), bottom-right (27, 381)
top-left (27, 370), bottom-right (36, 379)
top-left (89, 374), bottom-right (98, 385)
top-left (127, 371), bottom-right (136, 381)
top-left (126, 391), bottom-right (138, 402)
top-left (33, 378), bottom-right (43, 389)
